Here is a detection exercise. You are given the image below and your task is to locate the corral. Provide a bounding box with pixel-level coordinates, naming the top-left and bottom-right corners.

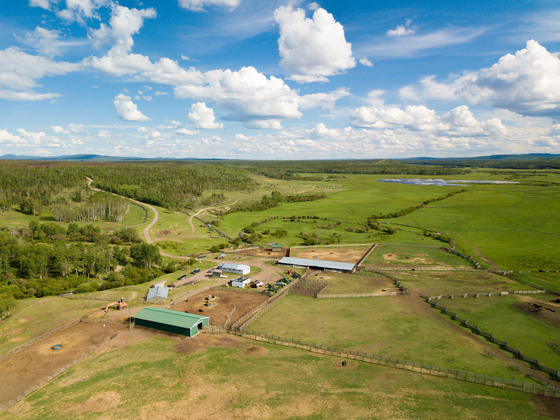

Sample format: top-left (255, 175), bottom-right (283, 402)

top-left (171, 289), bottom-right (268, 327)
top-left (289, 245), bottom-right (371, 264)
top-left (0, 322), bottom-right (122, 406)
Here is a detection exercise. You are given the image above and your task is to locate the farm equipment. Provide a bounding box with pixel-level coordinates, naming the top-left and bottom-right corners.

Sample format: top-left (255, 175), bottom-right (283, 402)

top-left (104, 298), bottom-right (127, 312)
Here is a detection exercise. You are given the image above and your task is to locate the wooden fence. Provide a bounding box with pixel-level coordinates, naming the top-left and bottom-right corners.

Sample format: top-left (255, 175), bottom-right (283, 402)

top-left (422, 295), bottom-right (560, 383)
top-left (236, 330), bottom-right (560, 398)
top-left (0, 331), bottom-right (122, 413)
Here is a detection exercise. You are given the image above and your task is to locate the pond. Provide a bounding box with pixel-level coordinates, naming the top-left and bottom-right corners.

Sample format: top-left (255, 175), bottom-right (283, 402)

top-left (377, 179), bottom-right (518, 186)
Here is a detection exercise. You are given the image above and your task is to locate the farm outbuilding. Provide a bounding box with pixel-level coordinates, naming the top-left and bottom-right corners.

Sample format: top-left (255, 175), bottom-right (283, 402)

top-left (134, 308), bottom-right (209, 337)
top-left (146, 286), bottom-right (169, 301)
top-left (277, 257), bottom-right (355, 273)
top-left (220, 263), bottom-right (250, 275)
top-left (231, 276), bottom-right (251, 288)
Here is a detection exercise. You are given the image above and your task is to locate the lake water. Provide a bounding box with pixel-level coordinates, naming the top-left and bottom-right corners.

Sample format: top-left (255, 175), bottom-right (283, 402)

top-left (377, 179), bottom-right (519, 186)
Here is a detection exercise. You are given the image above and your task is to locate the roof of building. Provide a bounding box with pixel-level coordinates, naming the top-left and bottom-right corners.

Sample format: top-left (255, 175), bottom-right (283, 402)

top-left (153, 280), bottom-right (166, 288)
top-left (147, 286), bottom-right (169, 301)
top-left (277, 257), bottom-right (355, 271)
top-left (134, 308), bottom-right (209, 329)
top-left (221, 263), bottom-right (250, 270)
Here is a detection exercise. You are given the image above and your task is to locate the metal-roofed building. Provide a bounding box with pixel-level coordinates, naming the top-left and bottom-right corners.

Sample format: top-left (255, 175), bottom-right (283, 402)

top-left (277, 257), bottom-right (355, 273)
top-left (134, 308), bottom-right (209, 337)
top-left (146, 286), bottom-right (169, 301)
top-left (220, 263), bottom-right (250, 275)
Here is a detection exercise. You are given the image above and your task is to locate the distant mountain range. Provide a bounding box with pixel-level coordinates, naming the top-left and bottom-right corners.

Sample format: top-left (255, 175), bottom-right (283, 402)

top-left (0, 153), bottom-right (559, 163)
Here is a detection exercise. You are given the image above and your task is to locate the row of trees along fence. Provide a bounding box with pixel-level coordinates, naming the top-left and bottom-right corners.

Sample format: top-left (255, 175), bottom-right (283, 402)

top-left (0, 330), bottom-right (121, 413)
top-left (236, 329), bottom-right (559, 398)
top-left (423, 297), bottom-right (560, 383)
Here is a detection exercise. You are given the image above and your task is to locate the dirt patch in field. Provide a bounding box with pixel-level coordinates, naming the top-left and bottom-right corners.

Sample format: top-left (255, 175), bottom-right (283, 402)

top-left (513, 296), bottom-right (560, 327)
top-left (383, 254), bottom-right (430, 265)
top-left (531, 395), bottom-right (560, 419)
top-left (243, 345), bottom-right (268, 357)
top-left (171, 290), bottom-right (268, 327)
top-left (290, 246), bottom-right (370, 264)
top-left (0, 321), bottom-right (123, 406)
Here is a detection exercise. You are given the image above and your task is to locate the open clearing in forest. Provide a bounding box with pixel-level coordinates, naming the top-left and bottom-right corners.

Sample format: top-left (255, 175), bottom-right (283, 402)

top-left (0, 322), bottom-right (123, 406)
top-left (289, 245), bottom-right (371, 264)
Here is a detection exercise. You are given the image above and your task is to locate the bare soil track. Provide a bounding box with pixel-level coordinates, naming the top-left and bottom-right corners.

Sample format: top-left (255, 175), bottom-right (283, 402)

top-left (0, 322), bottom-right (123, 406)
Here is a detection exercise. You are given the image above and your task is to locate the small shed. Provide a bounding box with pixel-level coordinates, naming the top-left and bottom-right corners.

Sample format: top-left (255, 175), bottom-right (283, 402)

top-left (134, 308), bottom-right (209, 337)
top-left (217, 253), bottom-right (226, 259)
top-left (231, 276), bottom-right (251, 288)
top-left (220, 263), bottom-right (250, 275)
top-left (211, 269), bottom-right (223, 277)
top-left (147, 286), bottom-right (169, 301)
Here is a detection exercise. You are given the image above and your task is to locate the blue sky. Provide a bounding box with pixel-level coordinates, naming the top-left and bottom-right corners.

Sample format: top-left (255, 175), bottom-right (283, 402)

top-left (0, 0), bottom-right (559, 159)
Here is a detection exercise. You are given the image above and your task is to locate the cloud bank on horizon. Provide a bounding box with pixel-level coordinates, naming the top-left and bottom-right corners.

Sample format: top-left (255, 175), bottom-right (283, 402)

top-left (0, 0), bottom-right (559, 159)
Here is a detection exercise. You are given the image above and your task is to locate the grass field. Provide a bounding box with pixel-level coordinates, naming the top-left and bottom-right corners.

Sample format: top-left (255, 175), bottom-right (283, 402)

top-left (513, 272), bottom-right (560, 295)
top-left (390, 271), bottom-right (537, 296)
top-left (395, 183), bottom-right (560, 271)
top-left (364, 244), bottom-right (473, 268)
top-left (439, 295), bottom-right (560, 371)
top-left (3, 332), bottom-right (549, 419)
top-left (248, 294), bottom-right (528, 378)
top-left (309, 272), bottom-right (396, 295)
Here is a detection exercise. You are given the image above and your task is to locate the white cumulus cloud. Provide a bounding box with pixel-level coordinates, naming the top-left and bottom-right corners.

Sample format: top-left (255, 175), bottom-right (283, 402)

top-left (113, 93), bottom-right (150, 121)
top-left (188, 102), bottom-right (223, 129)
top-left (274, 5), bottom-right (356, 83)
top-left (178, 0), bottom-right (240, 12)
top-left (401, 40), bottom-right (560, 117)
top-left (387, 20), bottom-right (414, 37)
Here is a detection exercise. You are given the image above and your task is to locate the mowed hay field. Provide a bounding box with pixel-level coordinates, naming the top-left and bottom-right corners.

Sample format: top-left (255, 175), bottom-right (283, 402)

top-left (391, 271), bottom-right (537, 296)
top-left (439, 294), bottom-right (560, 371)
top-left (247, 294), bottom-right (527, 378)
top-left (3, 331), bottom-right (553, 419)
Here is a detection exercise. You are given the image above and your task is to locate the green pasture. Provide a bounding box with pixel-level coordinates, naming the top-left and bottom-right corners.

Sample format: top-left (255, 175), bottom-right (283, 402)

top-left (217, 174), bottom-right (468, 239)
top-left (390, 271), bottom-right (536, 296)
top-left (309, 272), bottom-right (395, 295)
top-left (248, 294), bottom-right (526, 378)
top-left (395, 183), bottom-right (560, 271)
top-left (364, 244), bottom-right (473, 268)
top-left (6, 334), bottom-right (545, 419)
top-left (440, 295), bottom-right (560, 371)
top-left (513, 272), bottom-right (560, 295)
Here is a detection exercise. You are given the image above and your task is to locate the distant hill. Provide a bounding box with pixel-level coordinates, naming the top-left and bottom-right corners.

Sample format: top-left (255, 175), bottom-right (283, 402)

top-left (1, 153), bottom-right (559, 168)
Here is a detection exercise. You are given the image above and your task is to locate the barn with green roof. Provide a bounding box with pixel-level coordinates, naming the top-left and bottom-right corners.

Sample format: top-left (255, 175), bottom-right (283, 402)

top-left (133, 308), bottom-right (209, 337)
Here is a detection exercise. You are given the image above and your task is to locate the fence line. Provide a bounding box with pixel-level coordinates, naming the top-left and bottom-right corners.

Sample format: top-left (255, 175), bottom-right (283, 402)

top-left (355, 243), bottom-right (377, 267)
top-left (231, 274), bottom-right (304, 330)
top-left (422, 295), bottom-right (560, 383)
top-left (290, 243), bottom-right (374, 249)
top-left (0, 305), bottom-right (102, 364)
top-left (236, 330), bottom-right (559, 398)
top-left (422, 290), bottom-right (547, 301)
top-left (318, 291), bottom-right (404, 298)
top-left (0, 331), bottom-right (122, 413)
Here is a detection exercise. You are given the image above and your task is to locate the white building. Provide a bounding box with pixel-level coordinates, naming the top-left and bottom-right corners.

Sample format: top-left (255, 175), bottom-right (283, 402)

top-left (220, 263), bottom-right (250, 275)
top-left (231, 276), bottom-right (251, 288)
